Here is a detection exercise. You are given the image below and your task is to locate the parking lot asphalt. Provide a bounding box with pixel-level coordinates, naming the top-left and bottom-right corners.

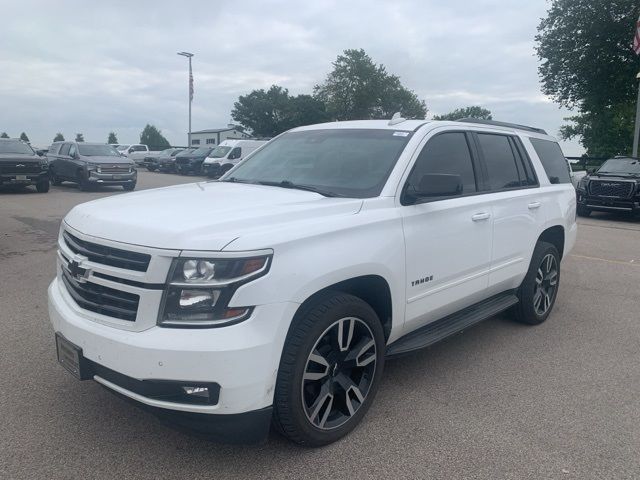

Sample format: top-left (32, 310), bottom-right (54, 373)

top-left (1, 172), bottom-right (639, 480)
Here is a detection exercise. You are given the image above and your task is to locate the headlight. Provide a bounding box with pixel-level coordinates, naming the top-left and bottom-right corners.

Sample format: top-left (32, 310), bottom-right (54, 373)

top-left (577, 177), bottom-right (588, 189)
top-left (158, 255), bottom-right (271, 328)
top-left (86, 163), bottom-right (98, 171)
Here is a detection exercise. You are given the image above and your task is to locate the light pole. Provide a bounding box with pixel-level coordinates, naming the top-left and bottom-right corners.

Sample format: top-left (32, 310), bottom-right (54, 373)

top-left (633, 72), bottom-right (640, 158)
top-left (177, 51), bottom-right (194, 147)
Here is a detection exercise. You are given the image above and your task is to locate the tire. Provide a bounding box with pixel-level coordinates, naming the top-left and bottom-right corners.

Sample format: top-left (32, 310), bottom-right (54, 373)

top-left (220, 164), bottom-right (233, 176)
top-left (50, 170), bottom-right (62, 186)
top-left (123, 182), bottom-right (136, 191)
top-left (577, 205), bottom-right (591, 217)
top-left (35, 179), bottom-right (50, 193)
top-left (512, 241), bottom-right (560, 325)
top-left (273, 292), bottom-right (385, 447)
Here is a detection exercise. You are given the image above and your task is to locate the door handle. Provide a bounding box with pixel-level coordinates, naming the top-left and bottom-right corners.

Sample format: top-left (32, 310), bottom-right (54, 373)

top-left (471, 212), bottom-right (491, 222)
top-left (528, 201), bottom-right (542, 210)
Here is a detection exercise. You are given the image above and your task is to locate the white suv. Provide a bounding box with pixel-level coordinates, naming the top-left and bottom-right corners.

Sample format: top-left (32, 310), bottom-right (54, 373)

top-left (48, 117), bottom-right (577, 446)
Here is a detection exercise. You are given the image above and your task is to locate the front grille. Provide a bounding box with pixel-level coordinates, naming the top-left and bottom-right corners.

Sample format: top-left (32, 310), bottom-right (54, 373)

top-left (61, 268), bottom-right (139, 321)
top-left (99, 165), bottom-right (131, 174)
top-left (175, 158), bottom-right (191, 165)
top-left (63, 231), bottom-right (150, 272)
top-left (0, 162), bottom-right (42, 174)
top-left (589, 180), bottom-right (634, 198)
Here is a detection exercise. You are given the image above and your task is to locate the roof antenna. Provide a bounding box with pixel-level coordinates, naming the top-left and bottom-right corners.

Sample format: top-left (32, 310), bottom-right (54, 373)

top-left (388, 112), bottom-right (406, 126)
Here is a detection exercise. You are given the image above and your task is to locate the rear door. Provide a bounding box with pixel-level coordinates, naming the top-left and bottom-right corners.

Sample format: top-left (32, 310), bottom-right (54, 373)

top-left (472, 132), bottom-right (542, 295)
top-left (57, 143), bottom-right (72, 178)
top-left (401, 130), bottom-right (494, 331)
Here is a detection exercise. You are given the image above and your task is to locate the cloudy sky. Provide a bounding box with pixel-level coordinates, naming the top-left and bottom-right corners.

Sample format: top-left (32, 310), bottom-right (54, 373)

top-left (0, 0), bottom-right (583, 155)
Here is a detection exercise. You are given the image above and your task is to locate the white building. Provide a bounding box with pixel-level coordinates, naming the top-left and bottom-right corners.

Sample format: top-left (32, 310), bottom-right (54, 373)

top-left (189, 125), bottom-right (250, 147)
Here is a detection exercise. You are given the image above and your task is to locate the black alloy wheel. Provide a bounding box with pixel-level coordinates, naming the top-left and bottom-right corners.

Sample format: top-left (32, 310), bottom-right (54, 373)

top-left (512, 241), bottom-right (560, 325)
top-left (273, 292), bottom-right (385, 446)
top-left (301, 316), bottom-right (377, 430)
top-left (533, 253), bottom-right (558, 316)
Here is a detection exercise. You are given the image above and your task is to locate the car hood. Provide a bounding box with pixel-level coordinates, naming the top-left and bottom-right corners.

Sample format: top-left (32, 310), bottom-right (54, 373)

top-left (589, 173), bottom-right (640, 181)
top-left (0, 153), bottom-right (41, 163)
top-left (81, 155), bottom-right (133, 165)
top-left (64, 181), bottom-right (363, 251)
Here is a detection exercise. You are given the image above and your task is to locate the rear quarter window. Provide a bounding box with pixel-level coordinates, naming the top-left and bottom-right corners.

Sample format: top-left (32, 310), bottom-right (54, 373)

top-left (529, 138), bottom-right (571, 185)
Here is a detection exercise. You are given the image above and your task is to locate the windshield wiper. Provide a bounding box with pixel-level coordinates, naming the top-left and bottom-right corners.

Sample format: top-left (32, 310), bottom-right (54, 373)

top-left (256, 180), bottom-right (344, 197)
top-left (221, 177), bottom-right (256, 184)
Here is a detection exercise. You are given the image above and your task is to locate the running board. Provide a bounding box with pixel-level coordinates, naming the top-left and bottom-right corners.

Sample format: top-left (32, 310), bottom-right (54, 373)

top-left (385, 292), bottom-right (519, 358)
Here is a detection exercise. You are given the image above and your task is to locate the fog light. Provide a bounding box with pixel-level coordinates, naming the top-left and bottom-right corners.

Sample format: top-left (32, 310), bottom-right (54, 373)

top-left (182, 386), bottom-right (210, 401)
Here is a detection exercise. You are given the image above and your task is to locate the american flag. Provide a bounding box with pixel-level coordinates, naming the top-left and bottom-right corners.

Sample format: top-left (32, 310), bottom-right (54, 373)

top-left (634, 15), bottom-right (640, 55)
top-left (189, 62), bottom-right (194, 101)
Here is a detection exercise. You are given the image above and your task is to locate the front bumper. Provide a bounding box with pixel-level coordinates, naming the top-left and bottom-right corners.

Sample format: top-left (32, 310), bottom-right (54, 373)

top-left (0, 170), bottom-right (48, 186)
top-left (86, 170), bottom-right (136, 185)
top-left (48, 278), bottom-right (297, 431)
top-left (577, 191), bottom-right (640, 213)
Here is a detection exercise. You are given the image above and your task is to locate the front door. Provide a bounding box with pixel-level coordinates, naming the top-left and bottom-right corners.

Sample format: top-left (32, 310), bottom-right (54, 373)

top-left (401, 131), bottom-right (493, 332)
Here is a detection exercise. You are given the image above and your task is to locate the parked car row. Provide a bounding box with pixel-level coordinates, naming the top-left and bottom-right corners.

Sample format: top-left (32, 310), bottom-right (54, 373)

top-left (141, 139), bottom-right (269, 177)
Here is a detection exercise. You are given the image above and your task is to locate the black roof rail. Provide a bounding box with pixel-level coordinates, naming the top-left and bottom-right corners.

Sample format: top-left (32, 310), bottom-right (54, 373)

top-left (457, 118), bottom-right (547, 135)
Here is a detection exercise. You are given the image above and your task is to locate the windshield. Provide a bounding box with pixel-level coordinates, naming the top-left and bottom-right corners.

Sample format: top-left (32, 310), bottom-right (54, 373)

top-left (78, 144), bottom-right (120, 156)
top-left (223, 129), bottom-right (412, 198)
top-left (116, 145), bottom-right (129, 151)
top-left (208, 146), bottom-right (232, 158)
top-left (191, 147), bottom-right (213, 156)
top-left (0, 141), bottom-right (35, 155)
top-left (158, 148), bottom-right (175, 157)
top-left (598, 158), bottom-right (640, 175)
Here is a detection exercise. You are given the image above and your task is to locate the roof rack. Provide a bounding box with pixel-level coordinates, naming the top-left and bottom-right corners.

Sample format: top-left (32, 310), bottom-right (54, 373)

top-left (457, 118), bottom-right (547, 135)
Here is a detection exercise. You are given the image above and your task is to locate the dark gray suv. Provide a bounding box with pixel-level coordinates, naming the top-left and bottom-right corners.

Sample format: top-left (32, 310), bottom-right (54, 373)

top-left (48, 142), bottom-right (137, 191)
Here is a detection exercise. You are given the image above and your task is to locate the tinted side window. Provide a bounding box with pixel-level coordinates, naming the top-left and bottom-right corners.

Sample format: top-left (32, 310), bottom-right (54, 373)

top-left (529, 138), bottom-right (571, 184)
top-left (407, 132), bottom-right (477, 195)
top-left (59, 143), bottom-right (71, 156)
top-left (477, 134), bottom-right (521, 190)
top-left (512, 137), bottom-right (538, 186)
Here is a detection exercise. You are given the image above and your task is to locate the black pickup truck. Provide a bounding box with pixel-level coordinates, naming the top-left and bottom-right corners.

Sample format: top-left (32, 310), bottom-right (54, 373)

top-left (0, 139), bottom-right (50, 192)
top-left (576, 156), bottom-right (640, 217)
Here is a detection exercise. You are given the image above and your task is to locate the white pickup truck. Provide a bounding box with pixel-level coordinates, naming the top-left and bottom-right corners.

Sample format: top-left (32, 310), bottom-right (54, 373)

top-left (49, 117), bottom-right (576, 446)
top-left (116, 144), bottom-right (161, 166)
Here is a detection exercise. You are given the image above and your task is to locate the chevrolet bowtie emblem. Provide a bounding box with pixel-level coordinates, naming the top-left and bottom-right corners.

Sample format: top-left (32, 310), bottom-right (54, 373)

top-left (68, 259), bottom-right (88, 282)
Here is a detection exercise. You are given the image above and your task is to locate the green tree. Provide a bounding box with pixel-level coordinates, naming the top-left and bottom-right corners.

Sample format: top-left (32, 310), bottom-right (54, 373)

top-left (433, 106), bottom-right (492, 121)
top-left (0, 132), bottom-right (9, 138)
top-left (231, 86), bottom-right (328, 137)
top-left (108, 132), bottom-right (118, 144)
top-left (75, 133), bottom-right (84, 142)
top-left (53, 133), bottom-right (65, 141)
top-left (19, 132), bottom-right (29, 142)
top-left (536, 0), bottom-right (640, 156)
top-left (140, 124), bottom-right (171, 149)
top-left (314, 49), bottom-right (427, 120)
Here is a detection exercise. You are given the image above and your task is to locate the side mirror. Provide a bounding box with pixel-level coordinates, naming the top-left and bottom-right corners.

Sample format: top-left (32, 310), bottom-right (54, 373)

top-left (36, 150), bottom-right (44, 156)
top-left (407, 174), bottom-right (463, 201)
top-left (587, 168), bottom-right (596, 175)
top-left (128, 148), bottom-right (134, 154)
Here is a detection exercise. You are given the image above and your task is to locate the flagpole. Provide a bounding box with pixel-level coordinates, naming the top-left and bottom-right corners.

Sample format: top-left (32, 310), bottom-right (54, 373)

top-left (633, 72), bottom-right (640, 158)
top-left (188, 55), bottom-right (192, 148)
top-left (177, 51), bottom-right (194, 148)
